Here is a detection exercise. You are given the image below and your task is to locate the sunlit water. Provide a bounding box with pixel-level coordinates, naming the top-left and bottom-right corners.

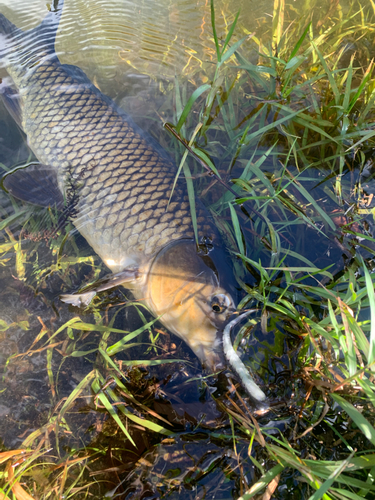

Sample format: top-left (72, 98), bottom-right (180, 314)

top-left (0, 0), bottom-right (373, 498)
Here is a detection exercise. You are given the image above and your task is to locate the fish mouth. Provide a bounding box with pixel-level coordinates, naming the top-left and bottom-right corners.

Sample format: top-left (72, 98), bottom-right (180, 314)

top-left (222, 310), bottom-right (268, 406)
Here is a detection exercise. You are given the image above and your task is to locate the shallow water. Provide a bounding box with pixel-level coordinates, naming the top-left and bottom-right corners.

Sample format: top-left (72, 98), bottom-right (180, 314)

top-left (0, 0), bottom-right (374, 498)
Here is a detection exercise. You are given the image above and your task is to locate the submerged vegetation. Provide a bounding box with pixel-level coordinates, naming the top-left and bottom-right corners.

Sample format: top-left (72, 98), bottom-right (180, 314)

top-left (1, 0), bottom-right (375, 498)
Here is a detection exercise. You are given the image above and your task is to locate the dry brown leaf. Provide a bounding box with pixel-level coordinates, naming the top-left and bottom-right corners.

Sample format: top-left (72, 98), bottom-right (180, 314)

top-left (6, 462), bottom-right (35, 500)
top-left (0, 450), bottom-right (27, 466)
top-left (261, 473), bottom-right (281, 500)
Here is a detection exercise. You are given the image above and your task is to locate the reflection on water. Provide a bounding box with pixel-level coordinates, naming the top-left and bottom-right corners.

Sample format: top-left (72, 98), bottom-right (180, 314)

top-left (0, 0), bottom-right (257, 94)
top-left (0, 0), bottom-right (373, 497)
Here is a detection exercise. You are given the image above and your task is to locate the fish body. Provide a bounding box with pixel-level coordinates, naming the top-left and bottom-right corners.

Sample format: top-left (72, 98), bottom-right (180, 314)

top-left (0, 1), bottom-right (236, 369)
top-left (0, 9), bottom-right (217, 272)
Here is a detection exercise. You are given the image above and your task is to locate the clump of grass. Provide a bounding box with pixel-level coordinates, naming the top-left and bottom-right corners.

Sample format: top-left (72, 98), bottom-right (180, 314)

top-left (163, 0), bottom-right (375, 497)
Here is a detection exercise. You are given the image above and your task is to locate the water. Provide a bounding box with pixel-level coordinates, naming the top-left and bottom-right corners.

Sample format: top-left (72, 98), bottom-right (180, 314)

top-left (0, 0), bottom-right (374, 498)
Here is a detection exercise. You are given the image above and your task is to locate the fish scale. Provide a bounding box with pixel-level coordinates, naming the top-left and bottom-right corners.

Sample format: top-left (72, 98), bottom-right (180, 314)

top-left (8, 55), bottom-right (219, 273)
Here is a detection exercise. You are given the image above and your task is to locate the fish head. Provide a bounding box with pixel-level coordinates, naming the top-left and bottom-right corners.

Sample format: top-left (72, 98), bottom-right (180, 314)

top-left (146, 240), bottom-right (236, 370)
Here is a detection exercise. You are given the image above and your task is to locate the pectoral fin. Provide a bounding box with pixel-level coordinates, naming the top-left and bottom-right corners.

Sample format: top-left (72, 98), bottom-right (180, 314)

top-left (60, 268), bottom-right (140, 307)
top-left (59, 291), bottom-right (96, 308)
top-left (1, 162), bottom-right (65, 209)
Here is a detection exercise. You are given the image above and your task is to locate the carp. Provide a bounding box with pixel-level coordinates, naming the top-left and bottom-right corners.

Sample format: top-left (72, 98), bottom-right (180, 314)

top-left (0, 0), bottom-right (267, 403)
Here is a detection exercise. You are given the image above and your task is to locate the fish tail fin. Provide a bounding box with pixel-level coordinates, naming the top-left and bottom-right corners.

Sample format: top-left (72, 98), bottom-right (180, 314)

top-left (0, 14), bottom-right (19, 39)
top-left (0, 0), bottom-right (65, 71)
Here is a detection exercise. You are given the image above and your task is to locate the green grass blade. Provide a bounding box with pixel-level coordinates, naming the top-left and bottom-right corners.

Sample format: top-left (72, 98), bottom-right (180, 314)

top-left (272, 0), bottom-right (285, 48)
top-left (210, 0), bottom-right (221, 62)
top-left (221, 10), bottom-right (240, 55)
top-left (106, 317), bottom-right (159, 356)
top-left (307, 451), bottom-right (355, 500)
top-left (361, 258), bottom-right (375, 366)
top-left (168, 122), bottom-right (201, 208)
top-left (288, 22), bottom-right (311, 61)
top-left (240, 142), bottom-right (278, 184)
top-left (191, 147), bottom-right (221, 177)
top-left (116, 403), bottom-right (173, 436)
top-left (175, 84), bottom-right (210, 133)
top-left (92, 377), bottom-right (136, 446)
top-left (310, 39), bottom-right (340, 106)
top-left (265, 266), bottom-right (333, 279)
top-left (342, 55), bottom-right (354, 112)
top-left (348, 59), bottom-right (374, 113)
top-left (358, 88), bottom-right (375, 126)
top-left (183, 161), bottom-right (198, 245)
top-left (59, 369), bottom-right (97, 418)
top-left (229, 203), bottom-right (245, 255)
top-left (221, 35), bottom-right (249, 65)
top-left (288, 177), bottom-right (336, 230)
top-left (331, 488), bottom-right (374, 500)
top-left (239, 463), bottom-right (285, 499)
top-left (245, 107), bottom-right (306, 144)
top-left (293, 116), bottom-right (340, 145)
top-left (68, 322), bottom-right (130, 334)
top-left (0, 209), bottom-right (29, 231)
top-left (234, 59), bottom-right (278, 77)
top-left (331, 394), bottom-right (375, 446)
top-left (99, 347), bottom-right (125, 378)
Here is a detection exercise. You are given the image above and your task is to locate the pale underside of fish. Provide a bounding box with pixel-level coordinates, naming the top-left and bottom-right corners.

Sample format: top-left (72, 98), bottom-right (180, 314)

top-left (0, 0), bottom-right (267, 403)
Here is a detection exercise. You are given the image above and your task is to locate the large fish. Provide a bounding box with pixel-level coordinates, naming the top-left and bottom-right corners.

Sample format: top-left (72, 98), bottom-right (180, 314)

top-left (0, 0), bottom-right (267, 403)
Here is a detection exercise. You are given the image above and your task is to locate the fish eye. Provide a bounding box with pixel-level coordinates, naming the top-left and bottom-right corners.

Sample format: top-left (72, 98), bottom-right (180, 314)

top-left (210, 294), bottom-right (231, 314)
top-left (212, 303), bottom-right (222, 313)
